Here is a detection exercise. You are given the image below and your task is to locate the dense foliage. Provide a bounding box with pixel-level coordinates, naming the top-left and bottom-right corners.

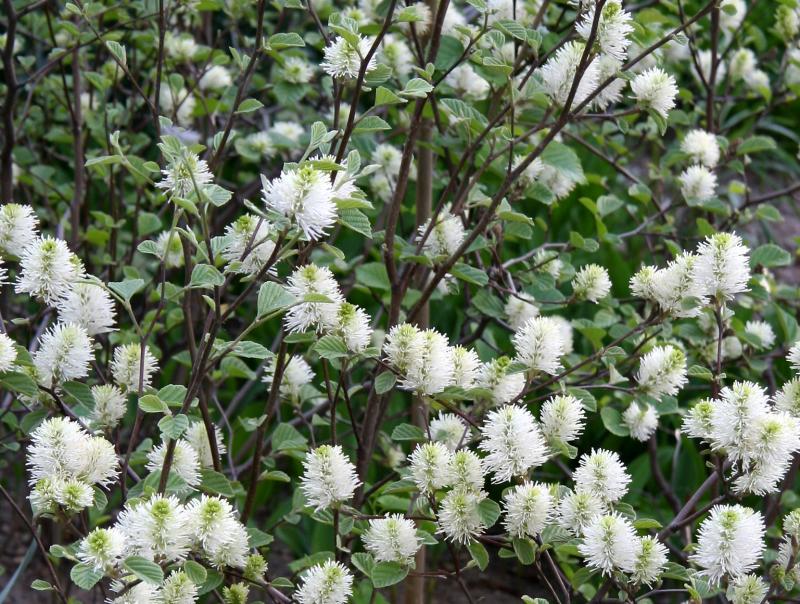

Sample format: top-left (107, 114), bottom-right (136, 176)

top-left (2, 0), bottom-right (800, 603)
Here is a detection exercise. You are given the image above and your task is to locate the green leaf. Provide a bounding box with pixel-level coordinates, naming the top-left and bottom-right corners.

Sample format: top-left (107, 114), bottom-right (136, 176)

top-left (391, 423), bottom-right (425, 441)
top-left (257, 282), bottom-right (296, 317)
top-left (354, 116), bottom-right (391, 133)
top-left (477, 497), bottom-right (501, 528)
top-left (31, 579), bottom-right (53, 591)
top-left (109, 279), bottom-right (144, 302)
top-left (123, 556), bottom-right (164, 585)
top-left (351, 552), bottom-right (376, 577)
top-left (271, 422), bottom-right (308, 451)
top-left (450, 263), bottom-right (488, 286)
top-left (600, 406), bottom-right (629, 437)
top-left (375, 371), bottom-right (396, 394)
top-left (190, 264), bottom-right (225, 288)
top-left (371, 561), bottom-right (409, 588)
top-left (268, 32), bottom-right (306, 49)
top-left (139, 394), bottom-right (169, 414)
top-left (338, 208), bottom-right (372, 238)
top-left (0, 372), bottom-right (39, 397)
top-left (400, 78), bottom-right (433, 98)
top-left (355, 262), bottom-right (390, 290)
top-left (200, 469), bottom-right (236, 497)
top-left (63, 380), bottom-right (94, 409)
top-left (313, 335), bottom-right (349, 360)
top-left (541, 141), bottom-right (584, 183)
top-left (158, 413), bottom-right (189, 439)
top-left (512, 538), bottom-right (536, 565)
top-left (737, 135), bottom-right (776, 155)
top-left (183, 560), bottom-right (207, 584)
top-left (105, 40), bottom-right (126, 66)
top-left (751, 243), bottom-right (791, 268)
top-left (468, 540), bottom-right (489, 571)
top-left (236, 98), bottom-right (264, 114)
top-left (688, 364), bottom-right (713, 381)
top-left (70, 563), bottom-right (104, 590)
top-left (375, 86), bottom-right (406, 107)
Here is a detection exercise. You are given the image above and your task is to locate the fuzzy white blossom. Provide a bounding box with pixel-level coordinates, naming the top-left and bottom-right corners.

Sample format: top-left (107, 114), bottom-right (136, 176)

top-left (572, 264), bottom-right (612, 302)
top-left (147, 440), bottom-right (201, 487)
top-left (186, 495), bottom-right (249, 568)
top-left (631, 536), bottom-right (668, 586)
top-left (59, 282), bottom-right (117, 336)
top-left (744, 320), bottom-right (776, 350)
top-left (116, 494), bottom-right (192, 562)
top-left (90, 384), bottom-right (127, 429)
top-left (623, 402), bottom-right (659, 442)
top-left (389, 326), bottom-right (454, 395)
top-left (418, 211), bottom-right (465, 259)
top-left (161, 571), bottom-right (197, 604)
top-left (540, 394), bottom-right (586, 445)
top-left (693, 232), bottom-right (750, 301)
top-left (325, 302), bottom-right (372, 352)
top-left (593, 55), bottom-right (627, 109)
top-left (300, 445), bottom-right (360, 509)
top-left (636, 345), bottom-right (688, 398)
top-left (631, 67), bottom-right (679, 119)
top-left (409, 441), bottom-right (453, 494)
top-left (284, 264), bottom-right (343, 333)
top-left (110, 583), bottom-right (162, 604)
top-left (650, 252), bottom-right (707, 317)
top-left (444, 64), bottom-right (490, 101)
top-left (78, 527), bottom-right (126, 572)
top-left (449, 449), bottom-right (485, 491)
top-left (155, 230), bottom-right (184, 268)
top-left (111, 343), bottom-right (158, 392)
top-left (262, 165), bottom-right (337, 240)
top-left (438, 488), bottom-right (487, 544)
top-left (690, 505), bottom-right (765, 585)
top-left (429, 413), bottom-right (470, 451)
top-left (681, 129), bottom-right (721, 167)
top-left (539, 41), bottom-right (600, 107)
top-left (263, 354), bottom-right (314, 401)
top-left (0, 332), bottom-right (18, 372)
top-left (321, 35), bottom-right (377, 79)
top-left (502, 481), bottom-right (553, 538)
top-left (33, 322), bottom-right (93, 386)
top-left (157, 150), bottom-right (212, 198)
top-left (363, 514), bottom-right (421, 565)
top-left (198, 65), bottom-right (232, 90)
top-left (450, 346), bottom-right (481, 389)
top-left (680, 165), bottom-right (717, 202)
top-left (479, 405), bottom-right (548, 483)
top-left (574, 449), bottom-right (631, 503)
top-left (0, 203), bottom-right (38, 257)
top-left (505, 293), bottom-right (539, 331)
top-left (557, 490), bottom-right (606, 536)
top-left (184, 422), bottom-right (225, 468)
top-left (774, 378), bottom-right (800, 416)
top-left (729, 48), bottom-right (757, 82)
top-left (576, 1), bottom-right (633, 61)
top-left (476, 357), bottom-right (525, 404)
top-left (221, 214), bottom-right (276, 276)
top-left (513, 316), bottom-right (566, 375)
top-left (378, 35), bottom-right (414, 79)
top-left (579, 513), bottom-right (637, 575)
top-left (16, 236), bottom-right (85, 306)
top-left (727, 574), bottom-right (768, 604)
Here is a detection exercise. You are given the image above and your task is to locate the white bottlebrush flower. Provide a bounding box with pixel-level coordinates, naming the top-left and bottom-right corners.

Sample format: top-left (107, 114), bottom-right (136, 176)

top-left (246, 131), bottom-right (276, 158)
top-left (789, 341), bottom-right (800, 372)
top-left (652, 252), bottom-right (707, 317)
top-left (161, 570), bottom-right (198, 604)
top-left (384, 323), bottom-right (423, 374)
top-left (73, 436), bottom-right (119, 486)
top-left (363, 514), bottom-right (421, 565)
top-left (438, 488), bottom-right (488, 544)
top-left (58, 282), bottom-right (117, 336)
top-left (727, 574), bottom-right (768, 604)
top-left (539, 162), bottom-right (579, 200)
top-left (111, 343), bottom-right (158, 392)
top-left (284, 264), bottom-right (343, 333)
top-left (110, 583), bottom-right (162, 604)
top-left (27, 417), bottom-right (83, 481)
top-left (165, 34), bottom-right (198, 61)
top-left (155, 230), bottom-right (185, 269)
top-left (690, 504), bottom-right (765, 585)
top-left (504, 293), bottom-right (539, 331)
top-left (272, 120), bottom-right (304, 143)
top-left (221, 214), bottom-right (276, 276)
top-left (593, 55), bottom-right (627, 110)
top-left (695, 49), bottom-right (727, 85)
top-left (631, 536), bottom-right (668, 586)
top-left (746, 69), bottom-right (770, 94)
top-left (572, 264), bottom-right (612, 302)
top-left (680, 165), bottom-right (717, 203)
top-left (450, 346), bottom-right (481, 389)
top-left (705, 381), bottom-right (770, 461)
top-left (557, 490), bottom-right (607, 536)
top-left (623, 402), bottom-right (659, 442)
top-left (681, 129), bottom-right (721, 168)
top-left (279, 56), bottom-right (315, 84)
top-left (183, 421), bottom-right (226, 468)
top-left (693, 232), bottom-right (750, 301)
top-left (262, 165), bottom-right (337, 240)
top-left (729, 48), bottom-right (757, 82)
top-left (90, 384), bottom-right (127, 429)
top-left (409, 441), bottom-right (453, 494)
top-left (418, 211), bottom-right (465, 259)
top-left (396, 328), bottom-right (454, 395)
top-left (185, 495), bottom-right (249, 569)
top-left (156, 150), bottom-right (213, 199)
top-left (429, 412), bottom-right (470, 451)
top-left (744, 320), bottom-right (776, 350)
top-left (732, 412), bottom-right (800, 495)
top-left (513, 316), bottom-right (566, 375)
top-left (16, 235), bottom-right (84, 306)
top-left (372, 143), bottom-right (403, 176)
top-left (478, 405), bottom-right (548, 483)
top-left (774, 378), bottom-right (800, 416)
top-left (720, 0), bottom-right (747, 32)
top-left (325, 302), bottom-right (372, 353)
top-left (78, 527), bottom-right (126, 572)
top-left (146, 440), bottom-right (201, 487)
top-left (33, 322), bottom-right (93, 386)
top-left (574, 449), bottom-right (631, 503)
top-left (513, 155), bottom-right (545, 187)
top-left (55, 478), bottom-right (94, 512)
top-left (502, 481), bottom-right (553, 538)
top-left (300, 445), bottom-right (360, 509)
top-left (294, 560), bottom-right (353, 604)
top-left (776, 5), bottom-right (800, 42)
top-left (476, 357), bottom-right (526, 404)
top-left (159, 86), bottom-right (196, 125)
top-left (263, 354), bottom-right (314, 401)
top-left (539, 41), bottom-right (600, 107)
top-left (198, 65), bottom-right (232, 90)
top-left (540, 394), bottom-right (586, 445)
top-left (0, 203), bottom-right (39, 257)
top-left (631, 67), bottom-right (679, 119)
top-left (378, 34), bottom-right (414, 79)
top-left (636, 345), bottom-right (688, 398)
top-left (630, 265), bottom-right (658, 300)
top-left (449, 449), bottom-right (485, 491)
top-left (576, 1), bottom-right (633, 61)
top-left (321, 35), bottom-right (377, 79)
top-left (444, 64), bottom-right (490, 101)
top-left (117, 494), bottom-right (192, 562)
top-left (0, 332), bottom-right (18, 372)
top-left (579, 513), bottom-right (637, 575)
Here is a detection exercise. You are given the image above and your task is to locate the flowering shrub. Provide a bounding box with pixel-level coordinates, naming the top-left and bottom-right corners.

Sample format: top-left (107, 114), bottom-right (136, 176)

top-left (2, 0), bottom-right (800, 603)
